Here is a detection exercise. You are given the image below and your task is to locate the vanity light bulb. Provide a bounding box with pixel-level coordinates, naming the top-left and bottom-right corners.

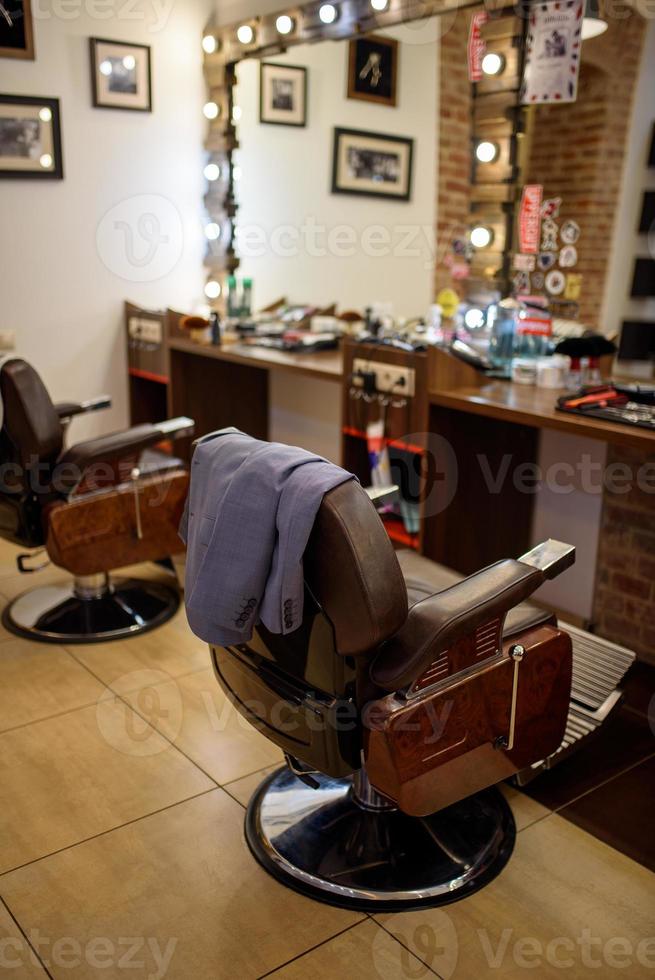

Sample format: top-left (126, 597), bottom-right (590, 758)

top-left (204, 280), bottom-right (222, 299)
top-left (204, 163), bottom-right (221, 181)
top-left (475, 141), bottom-right (499, 164)
top-left (481, 52), bottom-right (504, 76)
top-left (232, 105), bottom-right (242, 122)
top-left (232, 165), bottom-right (242, 181)
top-left (318, 3), bottom-right (338, 24)
top-left (464, 308), bottom-right (485, 330)
top-left (205, 222), bottom-right (221, 241)
top-left (470, 226), bottom-right (493, 249)
top-left (276, 14), bottom-right (294, 34)
top-left (237, 24), bottom-right (254, 44)
top-left (202, 34), bottom-right (217, 53)
top-left (370, 0), bottom-right (389, 10)
top-left (203, 101), bottom-right (220, 119)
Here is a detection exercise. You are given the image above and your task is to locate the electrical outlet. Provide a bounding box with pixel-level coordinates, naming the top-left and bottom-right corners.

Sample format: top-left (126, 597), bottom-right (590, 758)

top-left (0, 330), bottom-right (16, 351)
top-left (352, 358), bottom-right (415, 397)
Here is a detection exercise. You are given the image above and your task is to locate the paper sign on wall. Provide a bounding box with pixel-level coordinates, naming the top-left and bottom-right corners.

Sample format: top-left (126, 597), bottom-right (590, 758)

top-left (520, 0), bottom-right (583, 105)
top-left (468, 11), bottom-right (488, 82)
top-left (519, 185), bottom-right (543, 254)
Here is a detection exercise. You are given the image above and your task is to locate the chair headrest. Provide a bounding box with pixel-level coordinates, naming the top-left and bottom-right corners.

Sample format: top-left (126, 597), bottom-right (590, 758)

top-left (304, 480), bottom-right (408, 656)
top-left (0, 358), bottom-right (62, 470)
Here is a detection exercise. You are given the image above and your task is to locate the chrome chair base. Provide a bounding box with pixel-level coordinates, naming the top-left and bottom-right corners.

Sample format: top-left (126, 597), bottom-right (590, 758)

top-left (3, 574), bottom-right (179, 644)
top-left (245, 766), bottom-right (516, 912)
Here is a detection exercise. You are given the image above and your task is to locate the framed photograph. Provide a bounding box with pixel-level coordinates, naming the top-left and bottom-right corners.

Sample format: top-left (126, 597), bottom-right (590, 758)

top-left (260, 62), bottom-right (307, 127)
top-left (0, 95), bottom-right (63, 179)
top-left (347, 34), bottom-right (398, 108)
top-left (0, 1), bottom-right (34, 60)
top-left (89, 37), bottom-right (152, 112)
top-left (331, 127), bottom-right (413, 202)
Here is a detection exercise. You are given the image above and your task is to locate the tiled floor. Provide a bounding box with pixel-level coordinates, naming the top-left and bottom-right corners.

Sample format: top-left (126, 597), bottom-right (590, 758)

top-left (0, 541), bottom-right (653, 979)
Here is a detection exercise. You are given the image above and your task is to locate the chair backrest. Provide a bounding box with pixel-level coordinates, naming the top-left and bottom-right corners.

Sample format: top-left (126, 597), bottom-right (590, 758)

top-left (303, 480), bottom-right (408, 656)
top-left (0, 359), bottom-right (63, 490)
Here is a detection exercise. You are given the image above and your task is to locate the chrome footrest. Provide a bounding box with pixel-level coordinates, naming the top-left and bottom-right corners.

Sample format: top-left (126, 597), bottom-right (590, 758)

top-left (515, 624), bottom-right (636, 785)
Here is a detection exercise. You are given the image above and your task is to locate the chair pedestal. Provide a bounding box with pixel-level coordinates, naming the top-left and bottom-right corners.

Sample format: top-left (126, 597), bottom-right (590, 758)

top-left (245, 765), bottom-right (515, 912)
top-left (3, 573), bottom-right (179, 644)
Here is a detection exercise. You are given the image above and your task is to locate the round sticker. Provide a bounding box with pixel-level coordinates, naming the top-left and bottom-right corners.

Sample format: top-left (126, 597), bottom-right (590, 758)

top-left (559, 245), bottom-right (578, 268)
top-left (436, 288), bottom-right (459, 319)
top-left (538, 252), bottom-right (557, 271)
top-left (560, 220), bottom-right (580, 245)
top-left (545, 269), bottom-right (566, 295)
top-left (531, 271), bottom-right (545, 290)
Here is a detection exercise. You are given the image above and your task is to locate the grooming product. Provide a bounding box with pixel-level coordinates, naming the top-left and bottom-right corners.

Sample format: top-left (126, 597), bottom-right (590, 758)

top-left (512, 358), bottom-right (538, 385)
top-left (536, 355), bottom-right (569, 389)
top-left (488, 298), bottom-right (519, 372)
top-left (241, 278), bottom-right (253, 317)
top-left (227, 275), bottom-right (240, 318)
top-left (210, 311), bottom-right (221, 345)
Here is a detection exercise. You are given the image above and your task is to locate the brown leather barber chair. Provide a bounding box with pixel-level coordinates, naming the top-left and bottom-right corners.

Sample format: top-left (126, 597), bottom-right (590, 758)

top-left (209, 480), bottom-right (574, 910)
top-left (0, 358), bottom-right (193, 643)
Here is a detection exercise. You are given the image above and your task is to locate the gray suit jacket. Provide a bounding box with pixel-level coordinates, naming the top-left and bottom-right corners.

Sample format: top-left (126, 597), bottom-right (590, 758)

top-left (179, 428), bottom-right (354, 646)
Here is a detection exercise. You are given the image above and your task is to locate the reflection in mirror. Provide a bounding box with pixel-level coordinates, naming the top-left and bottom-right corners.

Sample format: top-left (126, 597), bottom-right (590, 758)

top-left (233, 21), bottom-right (438, 321)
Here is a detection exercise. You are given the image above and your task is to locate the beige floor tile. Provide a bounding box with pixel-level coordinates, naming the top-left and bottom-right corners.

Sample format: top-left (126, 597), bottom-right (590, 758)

top-left (123, 667), bottom-right (283, 784)
top-left (376, 813), bottom-right (655, 980)
top-left (0, 565), bottom-right (72, 602)
top-left (500, 784), bottom-right (551, 832)
top-left (0, 699), bottom-right (213, 873)
top-left (269, 919), bottom-right (436, 979)
top-left (0, 899), bottom-right (49, 977)
top-left (0, 639), bottom-right (109, 733)
top-left (223, 763), bottom-right (283, 807)
top-left (0, 790), bottom-right (362, 980)
top-left (69, 607), bottom-right (210, 696)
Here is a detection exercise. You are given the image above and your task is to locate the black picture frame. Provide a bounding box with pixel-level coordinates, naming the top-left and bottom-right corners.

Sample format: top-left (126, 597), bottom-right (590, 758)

top-left (631, 258), bottom-right (655, 299)
top-left (0, 94), bottom-right (63, 179)
top-left (347, 34), bottom-right (398, 108)
top-left (89, 37), bottom-right (152, 112)
top-left (0, 0), bottom-right (35, 60)
top-left (638, 191), bottom-right (655, 234)
top-left (259, 62), bottom-right (307, 127)
top-left (649, 123), bottom-right (655, 168)
top-left (331, 127), bottom-right (414, 202)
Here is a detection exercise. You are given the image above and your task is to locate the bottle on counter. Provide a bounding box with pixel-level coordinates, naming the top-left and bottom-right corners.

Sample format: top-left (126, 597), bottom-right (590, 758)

top-left (514, 304), bottom-right (552, 360)
top-left (226, 275), bottom-right (240, 318)
top-left (488, 298), bottom-right (519, 374)
top-left (241, 277), bottom-right (253, 318)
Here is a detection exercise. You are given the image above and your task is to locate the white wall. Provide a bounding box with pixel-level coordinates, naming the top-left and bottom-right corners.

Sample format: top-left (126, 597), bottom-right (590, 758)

top-left (0, 0), bottom-right (212, 439)
top-left (600, 20), bottom-right (655, 338)
top-left (234, 25), bottom-right (438, 320)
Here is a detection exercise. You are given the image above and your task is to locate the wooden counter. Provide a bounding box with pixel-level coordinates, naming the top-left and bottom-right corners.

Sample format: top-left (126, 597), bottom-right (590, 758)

top-left (168, 336), bottom-right (343, 384)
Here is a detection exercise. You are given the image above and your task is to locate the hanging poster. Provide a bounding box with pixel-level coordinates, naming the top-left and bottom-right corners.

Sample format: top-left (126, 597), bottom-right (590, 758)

top-left (467, 11), bottom-right (488, 82)
top-left (519, 184), bottom-right (543, 254)
top-left (520, 0), bottom-right (583, 105)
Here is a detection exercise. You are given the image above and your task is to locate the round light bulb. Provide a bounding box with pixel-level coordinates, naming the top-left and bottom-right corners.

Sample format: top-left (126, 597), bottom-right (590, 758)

top-left (232, 165), bottom-right (242, 181)
top-left (464, 308), bottom-right (485, 330)
top-left (203, 101), bottom-right (219, 119)
top-left (39, 107), bottom-right (52, 122)
top-left (232, 105), bottom-right (242, 122)
top-left (202, 34), bottom-right (217, 53)
top-left (470, 226), bottom-right (493, 249)
top-left (475, 140), bottom-right (499, 164)
top-left (99, 60), bottom-right (112, 76)
top-left (319, 3), bottom-right (337, 24)
top-left (237, 23), bottom-right (254, 44)
top-left (204, 280), bottom-right (222, 299)
top-left (122, 54), bottom-right (136, 70)
top-left (39, 153), bottom-right (53, 168)
top-left (371, 0), bottom-right (389, 10)
top-left (481, 52), bottom-right (504, 76)
top-left (204, 163), bottom-right (221, 181)
top-left (205, 222), bottom-right (221, 240)
top-left (276, 14), bottom-right (294, 34)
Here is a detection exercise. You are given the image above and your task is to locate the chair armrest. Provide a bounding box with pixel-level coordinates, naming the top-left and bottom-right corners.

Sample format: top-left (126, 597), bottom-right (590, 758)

top-left (54, 395), bottom-right (112, 419)
top-left (370, 541), bottom-right (575, 692)
top-left (56, 417), bottom-right (194, 492)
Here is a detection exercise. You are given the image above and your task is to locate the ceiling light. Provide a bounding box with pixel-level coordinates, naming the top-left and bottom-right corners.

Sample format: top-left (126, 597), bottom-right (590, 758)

top-left (203, 101), bottom-right (219, 119)
top-left (205, 222), bottom-right (221, 240)
top-left (470, 225), bottom-right (494, 249)
top-left (276, 14), bottom-right (294, 34)
top-left (204, 280), bottom-right (222, 299)
top-left (371, 0), bottom-right (389, 9)
top-left (237, 23), bottom-right (255, 44)
top-left (475, 140), bottom-right (499, 164)
top-left (202, 34), bottom-right (217, 54)
top-left (481, 52), bottom-right (504, 76)
top-left (204, 163), bottom-right (221, 181)
top-left (318, 3), bottom-right (338, 24)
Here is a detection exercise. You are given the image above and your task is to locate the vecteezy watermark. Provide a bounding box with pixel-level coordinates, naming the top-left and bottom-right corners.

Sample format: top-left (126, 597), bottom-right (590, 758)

top-left (96, 194), bottom-right (183, 282)
top-left (96, 670), bottom-right (183, 757)
top-left (0, 931), bottom-right (177, 978)
top-left (32, 0), bottom-right (175, 33)
top-left (374, 914), bottom-right (459, 979)
top-left (477, 927), bottom-right (655, 971)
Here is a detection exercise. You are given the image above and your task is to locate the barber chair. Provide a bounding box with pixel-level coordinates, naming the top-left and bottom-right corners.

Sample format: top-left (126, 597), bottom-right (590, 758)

top-left (0, 358), bottom-right (193, 643)
top-left (208, 479), bottom-right (576, 910)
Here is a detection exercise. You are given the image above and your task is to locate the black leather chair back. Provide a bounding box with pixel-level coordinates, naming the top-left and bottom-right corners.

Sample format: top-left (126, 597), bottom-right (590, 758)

top-left (0, 359), bottom-right (63, 493)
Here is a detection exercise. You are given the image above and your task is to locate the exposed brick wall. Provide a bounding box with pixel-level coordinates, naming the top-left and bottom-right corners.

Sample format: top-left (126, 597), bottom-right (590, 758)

top-left (593, 444), bottom-right (655, 663)
top-left (434, 9), bottom-right (473, 295)
top-left (525, 14), bottom-right (646, 329)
